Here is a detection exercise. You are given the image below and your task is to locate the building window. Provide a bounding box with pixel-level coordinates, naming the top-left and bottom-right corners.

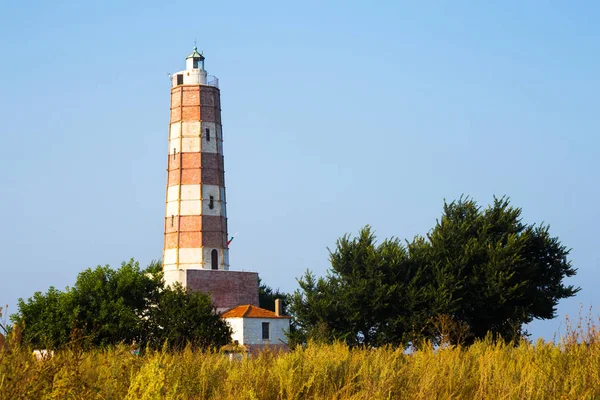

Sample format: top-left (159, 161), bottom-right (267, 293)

top-left (171, 215), bottom-right (174, 227)
top-left (211, 249), bottom-right (218, 270)
top-left (206, 128), bottom-right (210, 141)
top-left (193, 59), bottom-right (199, 69)
top-left (176, 74), bottom-right (183, 85)
top-left (262, 322), bottom-right (270, 340)
top-left (209, 195), bottom-right (214, 209)
top-left (173, 148), bottom-right (176, 160)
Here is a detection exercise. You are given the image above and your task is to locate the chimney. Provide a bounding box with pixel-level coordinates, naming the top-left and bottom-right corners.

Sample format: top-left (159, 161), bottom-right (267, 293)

top-left (275, 299), bottom-right (283, 317)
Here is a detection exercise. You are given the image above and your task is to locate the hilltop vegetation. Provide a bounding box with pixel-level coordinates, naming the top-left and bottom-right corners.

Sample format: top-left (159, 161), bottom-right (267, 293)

top-left (1, 318), bottom-right (600, 399)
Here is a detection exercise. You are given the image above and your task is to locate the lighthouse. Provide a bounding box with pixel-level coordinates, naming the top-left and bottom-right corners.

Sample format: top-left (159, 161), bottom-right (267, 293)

top-left (162, 48), bottom-right (259, 312)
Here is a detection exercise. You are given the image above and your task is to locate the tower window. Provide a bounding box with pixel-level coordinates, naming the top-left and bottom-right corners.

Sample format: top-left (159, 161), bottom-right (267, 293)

top-left (193, 59), bottom-right (199, 69)
top-left (206, 128), bottom-right (210, 141)
top-left (209, 195), bottom-right (214, 209)
top-left (171, 215), bottom-right (174, 227)
top-left (211, 249), bottom-right (218, 270)
top-left (176, 74), bottom-right (183, 85)
top-left (262, 322), bottom-right (270, 340)
top-left (173, 148), bottom-right (176, 160)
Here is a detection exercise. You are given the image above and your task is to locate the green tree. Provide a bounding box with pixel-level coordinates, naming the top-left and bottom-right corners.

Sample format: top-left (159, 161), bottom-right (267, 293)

top-left (13, 287), bottom-right (74, 348)
top-left (258, 277), bottom-right (286, 312)
top-left (424, 196), bottom-right (579, 343)
top-left (148, 283), bottom-right (232, 350)
top-left (288, 197), bottom-right (579, 347)
top-left (11, 259), bottom-right (231, 350)
top-left (286, 270), bottom-right (349, 347)
top-left (68, 260), bottom-right (162, 346)
top-left (288, 228), bottom-right (445, 347)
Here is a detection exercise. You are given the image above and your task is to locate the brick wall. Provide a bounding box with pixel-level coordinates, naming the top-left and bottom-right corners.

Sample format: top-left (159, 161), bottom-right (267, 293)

top-left (186, 270), bottom-right (259, 311)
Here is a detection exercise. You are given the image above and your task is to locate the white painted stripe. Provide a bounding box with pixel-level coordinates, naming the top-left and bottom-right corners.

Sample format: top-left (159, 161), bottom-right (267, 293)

top-left (201, 248), bottom-right (229, 270)
top-left (170, 122), bottom-right (181, 140)
top-left (180, 200), bottom-right (201, 215)
top-left (202, 184), bottom-right (221, 200)
top-left (167, 186), bottom-right (179, 202)
top-left (162, 263), bottom-right (178, 271)
top-left (203, 247), bottom-right (219, 269)
top-left (182, 137), bottom-right (201, 152)
top-left (202, 184), bottom-right (222, 216)
top-left (180, 184), bottom-right (201, 201)
top-left (169, 138), bottom-right (180, 155)
top-left (177, 263), bottom-right (203, 270)
top-left (164, 270), bottom-right (185, 288)
top-left (166, 200), bottom-right (179, 217)
top-left (201, 122), bottom-right (216, 137)
top-left (164, 248), bottom-right (177, 265)
top-left (202, 135), bottom-right (217, 153)
top-left (202, 200), bottom-right (221, 216)
top-left (179, 248), bottom-right (203, 263)
top-left (182, 121), bottom-right (201, 137)
top-left (223, 249), bottom-right (230, 269)
top-left (167, 185), bottom-right (202, 202)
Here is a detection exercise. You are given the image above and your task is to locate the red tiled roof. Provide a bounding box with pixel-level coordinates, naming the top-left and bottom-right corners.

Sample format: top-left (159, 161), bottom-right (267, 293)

top-left (220, 305), bottom-right (290, 319)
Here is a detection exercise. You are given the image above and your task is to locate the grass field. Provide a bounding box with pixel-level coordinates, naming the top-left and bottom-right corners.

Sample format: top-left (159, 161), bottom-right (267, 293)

top-left (2, 318), bottom-right (600, 400)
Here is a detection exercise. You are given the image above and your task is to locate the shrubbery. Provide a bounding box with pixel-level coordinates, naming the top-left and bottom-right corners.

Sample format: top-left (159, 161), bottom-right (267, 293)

top-left (10, 259), bottom-right (231, 350)
top-left (1, 315), bottom-right (600, 399)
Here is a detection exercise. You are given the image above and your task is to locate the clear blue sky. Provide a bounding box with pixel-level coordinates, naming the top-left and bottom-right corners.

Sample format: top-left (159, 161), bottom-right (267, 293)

top-left (1, 1), bottom-right (598, 340)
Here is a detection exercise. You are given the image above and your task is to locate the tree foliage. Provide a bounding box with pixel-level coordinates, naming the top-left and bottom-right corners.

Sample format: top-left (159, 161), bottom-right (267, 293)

top-left (148, 283), bottom-right (231, 350)
top-left (258, 277), bottom-right (286, 312)
top-left (288, 197), bottom-right (580, 347)
top-left (11, 259), bottom-right (230, 350)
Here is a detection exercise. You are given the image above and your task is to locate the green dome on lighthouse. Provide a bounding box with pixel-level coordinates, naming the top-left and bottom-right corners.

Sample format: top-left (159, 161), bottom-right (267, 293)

top-left (186, 46), bottom-right (204, 60)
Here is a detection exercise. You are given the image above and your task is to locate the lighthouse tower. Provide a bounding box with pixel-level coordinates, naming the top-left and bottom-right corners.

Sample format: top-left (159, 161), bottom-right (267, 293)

top-left (163, 48), bottom-right (259, 311)
top-left (163, 47), bottom-right (228, 283)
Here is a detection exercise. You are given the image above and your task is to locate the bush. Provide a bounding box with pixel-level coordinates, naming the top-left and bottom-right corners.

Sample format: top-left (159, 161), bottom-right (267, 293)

top-left (10, 259), bottom-right (230, 350)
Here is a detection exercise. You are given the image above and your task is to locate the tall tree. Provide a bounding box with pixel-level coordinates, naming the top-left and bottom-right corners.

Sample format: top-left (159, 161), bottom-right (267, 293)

top-left (425, 196), bottom-right (579, 342)
top-left (288, 228), bottom-right (444, 347)
top-left (288, 197), bottom-right (580, 347)
top-left (258, 277), bottom-right (286, 312)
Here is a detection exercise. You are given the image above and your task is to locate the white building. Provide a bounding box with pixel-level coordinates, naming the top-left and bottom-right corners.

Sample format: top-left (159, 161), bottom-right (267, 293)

top-left (221, 299), bottom-right (290, 352)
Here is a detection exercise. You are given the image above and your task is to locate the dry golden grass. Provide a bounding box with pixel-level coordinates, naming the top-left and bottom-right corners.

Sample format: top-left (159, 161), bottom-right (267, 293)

top-left (1, 315), bottom-right (600, 399)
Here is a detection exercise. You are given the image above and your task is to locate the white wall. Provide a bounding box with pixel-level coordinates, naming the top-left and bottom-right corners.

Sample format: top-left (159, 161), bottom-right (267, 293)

top-left (172, 69), bottom-right (207, 86)
top-left (202, 184), bottom-right (222, 216)
top-left (164, 269), bottom-right (186, 287)
top-left (227, 318), bottom-right (245, 345)
top-left (225, 317), bottom-right (290, 346)
top-left (163, 248), bottom-right (203, 266)
top-left (202, 247), bottom-right (229, 270)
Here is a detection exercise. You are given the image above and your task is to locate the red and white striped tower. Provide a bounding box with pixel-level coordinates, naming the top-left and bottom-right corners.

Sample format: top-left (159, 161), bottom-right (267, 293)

top-left (163, 47), bottom-right (229, 287)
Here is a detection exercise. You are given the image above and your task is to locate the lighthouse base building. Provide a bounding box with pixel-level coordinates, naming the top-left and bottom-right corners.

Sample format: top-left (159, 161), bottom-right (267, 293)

top-left (179, 270), bottom-right (259, 313)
